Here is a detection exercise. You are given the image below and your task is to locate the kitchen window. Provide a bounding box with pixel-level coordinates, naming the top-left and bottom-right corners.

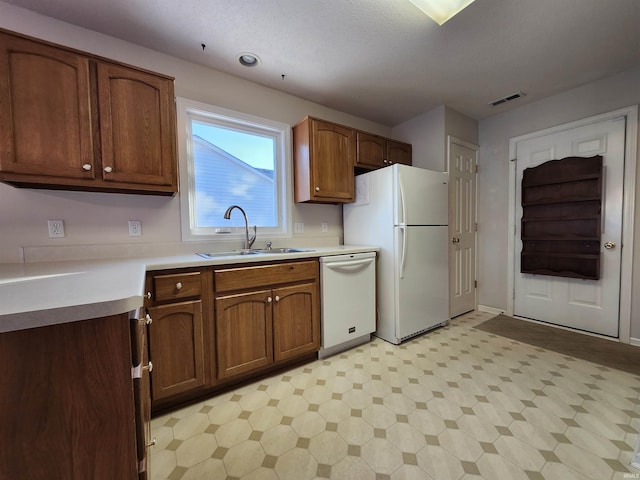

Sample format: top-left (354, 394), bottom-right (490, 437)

top-left (177, 98), bottom-right (292, 241)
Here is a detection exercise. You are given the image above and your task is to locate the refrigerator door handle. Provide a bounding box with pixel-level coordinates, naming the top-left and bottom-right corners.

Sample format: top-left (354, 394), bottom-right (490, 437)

top-left (398, 173), bottom-right (407, 226)
top-left (399, 225), bottom-right (407, 279)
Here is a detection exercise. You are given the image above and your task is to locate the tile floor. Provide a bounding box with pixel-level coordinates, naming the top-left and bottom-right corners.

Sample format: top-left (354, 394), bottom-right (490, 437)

top-left (150, 311), bottom-right (640, 480)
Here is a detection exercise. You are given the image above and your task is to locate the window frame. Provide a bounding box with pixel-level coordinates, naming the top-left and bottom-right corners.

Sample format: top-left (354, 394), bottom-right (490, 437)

top-left (177, 97), bottom-right (293, 242)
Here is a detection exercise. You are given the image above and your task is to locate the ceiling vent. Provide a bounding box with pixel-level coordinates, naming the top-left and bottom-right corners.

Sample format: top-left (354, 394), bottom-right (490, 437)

top-left (490, 91), bottom-right (526, 107)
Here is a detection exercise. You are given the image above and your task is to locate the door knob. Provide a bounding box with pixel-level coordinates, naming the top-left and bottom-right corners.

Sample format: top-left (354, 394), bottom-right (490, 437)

top-left (604, 241), bottom-right (616, 249)
top-left (452, 237), bottom-right (460, 244)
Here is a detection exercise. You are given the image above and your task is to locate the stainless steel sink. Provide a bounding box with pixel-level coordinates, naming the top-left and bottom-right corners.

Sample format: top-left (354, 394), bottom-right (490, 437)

top-left (197, 250), bottom-right (261, 259)
top-left (197, 248), bottom-right (314, 259)
top-left (253, 248), bottom-right (315, 254)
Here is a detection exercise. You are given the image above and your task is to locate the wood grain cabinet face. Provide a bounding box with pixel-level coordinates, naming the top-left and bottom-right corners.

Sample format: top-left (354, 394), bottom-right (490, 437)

top-left (97, 62), bottom-right (177, 188)
top-left (356, 132), bottom-right (386, 169)
top-left (294, 117), bottom-right (355, 203)
top-left (0, 30), bottom-right (177, 194)
top-left (0, 32), bottom-right (95, 179)
top-left (387, 140), bottom-right (412, 166)
top-left (215, 290), bottom-right (274, 379)
top-left (147, 300), bottom-right (206, 401)
top-left (0, 314), bottom-right (139, 480)
top-left (214, 260), bottom-right (320, 380)
top-left (273, 282), bottom-right (320, 361)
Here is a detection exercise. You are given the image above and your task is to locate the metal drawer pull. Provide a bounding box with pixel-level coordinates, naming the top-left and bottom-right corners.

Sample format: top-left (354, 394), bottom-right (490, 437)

top-left (145, 292), bottom-right (152, 300)
top-left (176, 282), bottom-right (183, 290)
top-left (104, 166), bottom-right (113, 173)
top-left (82, 163), bottom-right (92, 171)
top-left (147, 437), bottom-right (157, 448)
top-left (267, 296), bottom-right (272, 303)
top-left (143, 361), bottom-right (153, 373)
top-left (145, 314), bottom-right (153, 325)
top-left (274, 295), bottom-right (280, 302)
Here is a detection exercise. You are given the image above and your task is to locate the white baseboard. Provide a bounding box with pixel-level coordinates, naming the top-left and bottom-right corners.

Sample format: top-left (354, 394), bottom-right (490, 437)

top-left (477, 305), bottom-right (505, 316)
top-left (630, 337), bottom-right (640, 347)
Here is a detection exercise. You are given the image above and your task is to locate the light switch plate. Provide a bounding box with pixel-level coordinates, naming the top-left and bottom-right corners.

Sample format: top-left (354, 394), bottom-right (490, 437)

top-left (294, 222), bottom-right (304, 234)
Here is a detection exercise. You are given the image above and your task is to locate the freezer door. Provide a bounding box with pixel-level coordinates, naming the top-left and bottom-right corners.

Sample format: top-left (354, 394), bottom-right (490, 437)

top-left (394, 225), bottom-right (449, 340)
top-left (394, 164), bottom-right (448, 226)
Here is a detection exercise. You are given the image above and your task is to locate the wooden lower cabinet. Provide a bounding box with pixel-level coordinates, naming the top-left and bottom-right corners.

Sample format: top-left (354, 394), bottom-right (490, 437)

top-left (0, 314), bottom-right (142, 480)
top-left (273, 282), bottom-right (320, 361)
top-left (147, 300), bottom-right (206, 401)
top-left (146, 260), bottom-right (320, 411)
top-left (215, 290), bottom-right (274, 379)
top-left (214, 260), bottom-right (320, 381)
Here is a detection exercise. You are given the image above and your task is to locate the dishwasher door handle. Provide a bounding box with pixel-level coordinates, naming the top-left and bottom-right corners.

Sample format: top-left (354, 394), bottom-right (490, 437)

top-left (324, 258), bottom-right (375, 272)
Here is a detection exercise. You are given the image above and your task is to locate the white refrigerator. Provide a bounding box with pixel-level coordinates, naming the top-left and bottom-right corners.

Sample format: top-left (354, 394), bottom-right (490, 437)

top-left (343, 164), bottom-right (449, 344)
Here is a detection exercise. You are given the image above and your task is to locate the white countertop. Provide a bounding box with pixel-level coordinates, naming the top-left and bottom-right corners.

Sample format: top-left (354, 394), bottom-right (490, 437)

top-left (0, 245), bottom-right (378, 333)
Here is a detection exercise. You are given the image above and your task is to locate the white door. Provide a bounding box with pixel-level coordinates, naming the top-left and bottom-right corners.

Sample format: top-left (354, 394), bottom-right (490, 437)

top-left (448, 137), bottom-right (478, 318)
top-left (513, 118), bottom-right (625, 337)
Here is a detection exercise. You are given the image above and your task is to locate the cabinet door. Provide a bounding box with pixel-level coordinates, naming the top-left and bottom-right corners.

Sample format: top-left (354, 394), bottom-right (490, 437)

top-left (131, 315), bottom-right (151, 480)
top-left (215, 290), bottom-right (273, 379)
top-left (97, 62), bottom-right (177, 189)
top-left (273, 282), bottom-right (320, 361)
top-left (147, 300), bottom-right (205, 401)
top-left (0, 33), bottom-right (94, 180)
top-left (356, 132), bottom-right (386, 169)
top-left (310, 119), bottom-right (355, 201)
top-left (0, 314), bottom-right (137, 480)
top-left (387, 140), bottom-right (412, 166)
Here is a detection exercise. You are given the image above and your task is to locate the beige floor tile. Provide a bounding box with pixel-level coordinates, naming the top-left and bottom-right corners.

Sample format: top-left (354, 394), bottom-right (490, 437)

top-left (386, 423), bottom-right (427, 453)
top-left (493, 435), bottom-right (545, 471)
top-left (308, 430), bottom-right (348, 464)
top-left (150, 449), bottom-right (177, 480)
top-left (362, 403), bottom-right (399, 429)
top-left (290, 411), bottom-right (327, 438)
top-left (540, 462), bottom-right (591, 480)
top-left (248, 405), bottom-right (283, 431)
top-left (274, 447), bottom-right (318, 480)
top-left (330, 455), bottom-right (376, 480)
top-left (508, 419), bottom-right (558, 451)
top-left (456, 414), bottom-right (501, 443)
top-left (360, 437), bottom-right (403, 474)
top-left (259, 424), bottom-right (298, 456)
top-left (554, 443), bottom-right (618, 480)
top-left (416, 445), bottom-right (466, 480)
top-left (172, 412), bottom-right (210, 440)
top-left (336, 416), bottom-right (374, 445)
top-left (214, 418), bottom-right (253, 448)
top-left (475, 453), bottom-right (529, 480)
top-left (208, 401), bottom-right (242, 425)
top-left (179, 458), bottom-right (226, 480)
top-left (175, 432), bottom-right (217, 468)
top-left (438, 429), bottom-right (483, 462)
top-left (223, 440), bottom-right (265, 477)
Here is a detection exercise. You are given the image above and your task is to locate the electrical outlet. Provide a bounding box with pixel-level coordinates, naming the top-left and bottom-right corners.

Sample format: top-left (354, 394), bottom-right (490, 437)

top-left (128, 220), bottom-right (142, 237)
top-left (294, 222), bottom-right (304, 234)
top-left (321, 222), bottom-right (328, 233)
top-left (47, 220), bottom-right (65, 238)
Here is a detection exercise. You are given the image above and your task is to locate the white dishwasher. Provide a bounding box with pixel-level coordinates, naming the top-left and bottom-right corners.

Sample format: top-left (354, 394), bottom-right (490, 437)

top-left (319, 252), bottom-right (376, 358)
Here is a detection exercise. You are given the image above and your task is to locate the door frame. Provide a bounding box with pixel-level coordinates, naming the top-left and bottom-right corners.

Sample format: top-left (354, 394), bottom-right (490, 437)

top-left (447, 135), bottom-right (479, 317)
top-left (506, 105), bottom-right (638, 343)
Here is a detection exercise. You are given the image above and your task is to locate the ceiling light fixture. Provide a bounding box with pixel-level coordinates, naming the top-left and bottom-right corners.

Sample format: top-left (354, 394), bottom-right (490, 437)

top-left (407, 0), bottom-right (476, 25)
top-left (238, 52), bottom-right (260, 67)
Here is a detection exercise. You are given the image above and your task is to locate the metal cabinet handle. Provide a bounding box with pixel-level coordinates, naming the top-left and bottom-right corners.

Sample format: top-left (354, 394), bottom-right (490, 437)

top-left (147, 437), bottom-right (157, 448)
top-left (267, 296), bottom-right (272, 303)
top-left (604, 241), bottom-right (616, 249)
top-left (145, 292), bottom-right (152, 300)
top-left (315, 186), bottom-right (320, 192)
top-left (104, 166), bottom-right (113, 173)
top-left (274, 295), bottom-right (280, 302)
top-left (82, 163), bottom-right (92, 171)
top-left (143, 361), bottom-right (153, 373)
top-left (145, 313), bottom-right (153, 325)
top-left (175, 282), bottom-right (183, 290)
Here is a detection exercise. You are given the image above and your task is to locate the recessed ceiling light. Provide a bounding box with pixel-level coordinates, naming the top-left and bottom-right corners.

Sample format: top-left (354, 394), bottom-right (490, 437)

top-left (238, 53), bottom-right (260, 67)
top-left (407, 0), bottom-right (476, 25)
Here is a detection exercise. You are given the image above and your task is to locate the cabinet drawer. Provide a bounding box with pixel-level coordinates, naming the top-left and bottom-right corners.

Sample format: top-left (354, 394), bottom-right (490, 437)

top-left (153, 272), bottom-right (201, 302)
top-left (215, 261), bottom-right (318, 293)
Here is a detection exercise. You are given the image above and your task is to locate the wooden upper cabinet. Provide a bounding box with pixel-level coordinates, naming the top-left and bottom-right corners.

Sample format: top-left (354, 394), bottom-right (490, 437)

top-left (387, 140), bottom-right (412, 166)
top-left (97, 62), bottom-right (176, 188)
top-left (356, 132), bottom-right (386, 169)
top-left (0, 29), bottom-right (177, 195)
top-left (293, 116), bottom-right (355, 203)
top-left (0, 32), bottom-right (95, 180)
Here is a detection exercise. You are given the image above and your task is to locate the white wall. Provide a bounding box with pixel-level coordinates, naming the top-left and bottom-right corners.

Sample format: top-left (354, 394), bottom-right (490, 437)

top-left (392, 105), bottom-right (478, 171)
top-left (478, 66), bottom-right (640, 338)
top-left (0, 2), bottom-right (393, 263)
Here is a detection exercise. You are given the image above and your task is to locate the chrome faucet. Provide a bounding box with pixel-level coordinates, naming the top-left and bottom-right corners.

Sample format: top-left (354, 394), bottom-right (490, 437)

top-left (223, 205), bottom-right (256, 250)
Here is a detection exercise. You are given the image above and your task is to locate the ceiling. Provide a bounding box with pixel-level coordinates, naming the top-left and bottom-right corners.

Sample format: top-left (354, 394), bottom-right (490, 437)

top-left (4, 0), bottom-right (640, 126)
